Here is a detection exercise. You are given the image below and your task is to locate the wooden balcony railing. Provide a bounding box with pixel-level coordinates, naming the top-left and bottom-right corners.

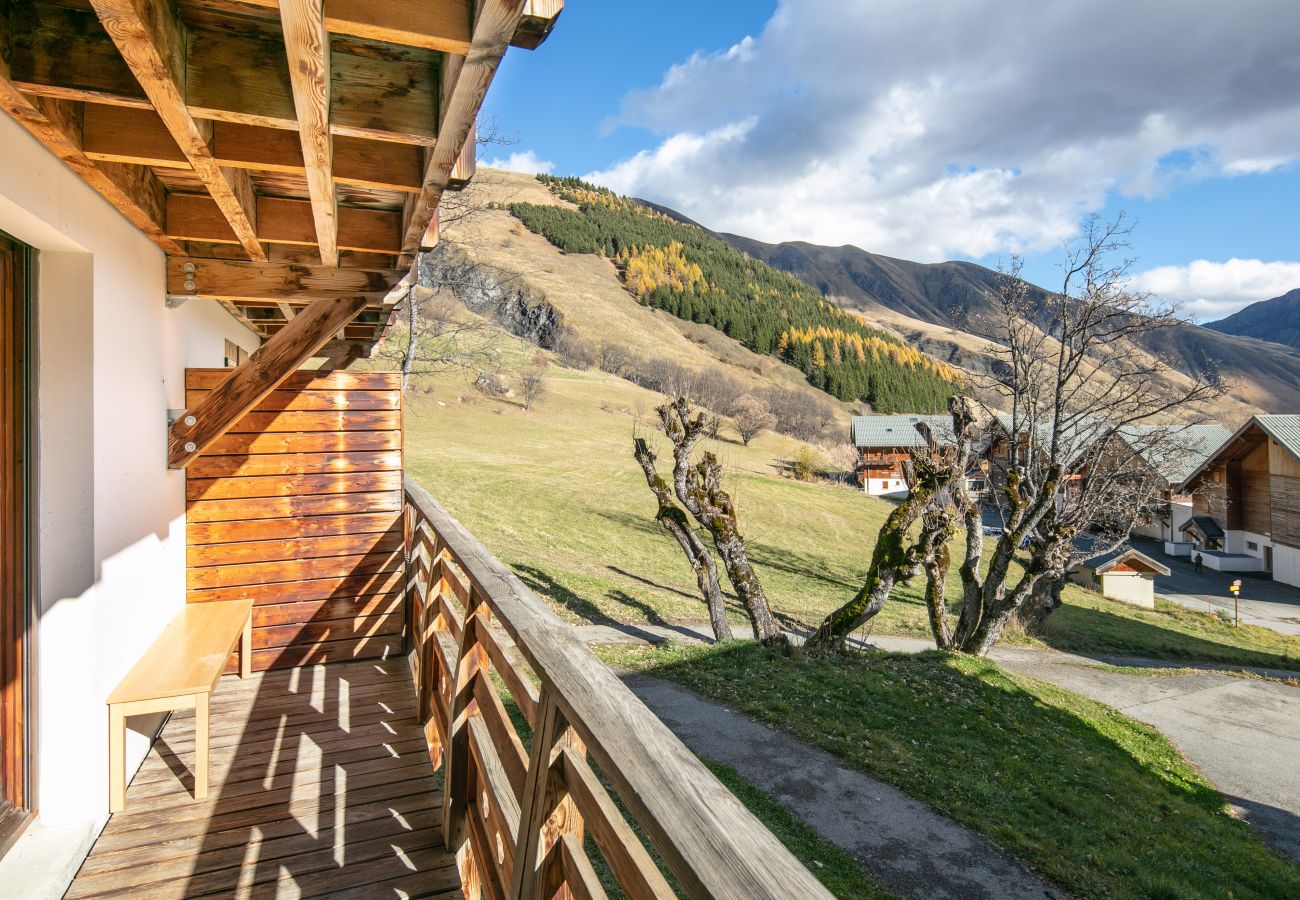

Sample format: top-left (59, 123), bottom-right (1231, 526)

top-left (402, 477), bottom-right (832, 899)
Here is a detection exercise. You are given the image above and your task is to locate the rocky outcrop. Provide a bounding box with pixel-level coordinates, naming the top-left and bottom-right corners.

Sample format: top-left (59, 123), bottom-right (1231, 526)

top-left (416, 244), bottom-right (565, 349)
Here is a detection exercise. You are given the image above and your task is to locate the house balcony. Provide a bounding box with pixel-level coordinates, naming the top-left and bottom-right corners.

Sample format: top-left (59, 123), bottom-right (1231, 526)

top-left (64, 440), bottom-right (829, 898)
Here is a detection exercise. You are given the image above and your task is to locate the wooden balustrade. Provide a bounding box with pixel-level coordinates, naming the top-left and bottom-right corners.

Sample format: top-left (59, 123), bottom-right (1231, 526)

top-left (402, 477), bottom-right (833, 900)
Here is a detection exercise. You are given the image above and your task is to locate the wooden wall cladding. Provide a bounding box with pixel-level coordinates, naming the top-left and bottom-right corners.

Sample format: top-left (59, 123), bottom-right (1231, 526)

top-left (184, 368), bottom-right (404, 672)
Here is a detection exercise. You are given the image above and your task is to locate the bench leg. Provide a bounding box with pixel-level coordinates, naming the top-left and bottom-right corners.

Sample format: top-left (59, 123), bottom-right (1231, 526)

top-left (195, 692), bottom-right (210, 801)
top-left (108, 704), bottom-right (125, 813)
top-left (241, 612), bottom-right (252, 679)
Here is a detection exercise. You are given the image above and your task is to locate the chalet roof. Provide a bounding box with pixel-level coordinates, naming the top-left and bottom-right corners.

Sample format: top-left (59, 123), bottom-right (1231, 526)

top-left (1176, 414), bottom-right (1300, 492)
top-left (1180, 515), bottom-right (1225, 540)
top-left (1117, 423), bottom-right (1234, 484)
top-left (850, 415), bottom-right (954, 448)
top-left (1071, 536), bottom-right (1172, 576)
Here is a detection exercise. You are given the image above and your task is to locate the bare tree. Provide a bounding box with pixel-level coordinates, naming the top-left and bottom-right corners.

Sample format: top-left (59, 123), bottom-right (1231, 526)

top-left (731, 394), bottom-right (776, 445)
top-left (379, 281), bottom-right (502, 394)
top-left (632, 437), bottom-right (731, 641)
top-left (946, 214), bottom-right (1223, 654)
top-left (519, 356), bottom-right (548, 410)
top-left (658, 398), bottom-right (786, 647)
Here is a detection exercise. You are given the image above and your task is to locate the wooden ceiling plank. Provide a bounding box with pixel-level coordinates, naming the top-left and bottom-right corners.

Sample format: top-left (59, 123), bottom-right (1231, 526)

top-left (89, 0), bottom-right (265, 260)
top-left (238, 0), bottom-right (472, 54)
top-left (279, 0), bottom-right (339, 265)
top-left (400, 0), bottom-right (527, 265)
top-left (168, 295), bottom-right (369, 468)
top-left (0, 65), bottom-right (180, 253)
top-left (82, 103), bottom-right (188, 167)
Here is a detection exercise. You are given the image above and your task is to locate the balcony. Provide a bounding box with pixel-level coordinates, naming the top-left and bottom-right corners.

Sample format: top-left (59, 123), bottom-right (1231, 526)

top-left (67, 451), bottom-right (829, 897)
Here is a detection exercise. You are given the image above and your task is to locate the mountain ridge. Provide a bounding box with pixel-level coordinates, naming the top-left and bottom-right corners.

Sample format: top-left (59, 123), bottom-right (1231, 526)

top-left (1205, 288), bottom-right (1300, 351)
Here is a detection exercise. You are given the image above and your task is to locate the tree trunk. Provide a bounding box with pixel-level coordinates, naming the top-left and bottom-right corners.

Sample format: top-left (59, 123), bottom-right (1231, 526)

top-left (1017, 575), bottom-right (1064, 633)
top-left (921, 512), bottom-right (955, 649)
top-left (401, 286), bottom-right (417, 394)
top-left (689, 452), bottom-right (785, 647)
top-left (809, 473), bottom-right (933, 651)
top-left (632, 438), bottom-right (730, 642)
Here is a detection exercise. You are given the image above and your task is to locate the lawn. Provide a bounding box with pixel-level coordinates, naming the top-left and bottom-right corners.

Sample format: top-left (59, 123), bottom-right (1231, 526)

top-left (404, 366), bottom-right (1300, 670)
top-left (599, 641), bottom-right (1300, 900)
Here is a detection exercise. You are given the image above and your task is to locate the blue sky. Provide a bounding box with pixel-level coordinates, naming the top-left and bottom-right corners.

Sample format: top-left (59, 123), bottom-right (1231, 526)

top-left (482, 1), bottom-right (1299, 321)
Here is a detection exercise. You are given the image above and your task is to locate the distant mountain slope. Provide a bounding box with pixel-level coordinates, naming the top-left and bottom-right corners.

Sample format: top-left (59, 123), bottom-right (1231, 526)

top-left (718, 233), bottom-right (1300, 416)
top-left (1206, 289), bottom-right (1300, 350)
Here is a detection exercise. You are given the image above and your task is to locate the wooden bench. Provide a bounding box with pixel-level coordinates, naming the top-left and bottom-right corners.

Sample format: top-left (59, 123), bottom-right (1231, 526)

top-left (107, 599), bottom-right (253, 813)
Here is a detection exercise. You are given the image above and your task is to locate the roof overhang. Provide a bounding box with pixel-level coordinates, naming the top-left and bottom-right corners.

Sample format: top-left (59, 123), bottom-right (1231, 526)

top-left (1175, 416), bottom-right (1262, 494)
top-left (1089, 549), bottom-right (1172, 577)
top-left (0, 0), bottom-right (561, 361)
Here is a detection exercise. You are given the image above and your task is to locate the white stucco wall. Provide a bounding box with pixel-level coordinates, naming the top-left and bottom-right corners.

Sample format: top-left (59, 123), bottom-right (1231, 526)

top-left (1274, 544), bottom-right (1300, 589)
top-left (0, 112), bottom-right (259, 833)
top-left (1099, 572), bottom-right (1156, 609)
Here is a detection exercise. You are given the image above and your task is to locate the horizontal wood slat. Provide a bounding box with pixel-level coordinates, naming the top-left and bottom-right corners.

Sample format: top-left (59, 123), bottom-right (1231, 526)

top-left (186, 368), bottom-right (403, 671)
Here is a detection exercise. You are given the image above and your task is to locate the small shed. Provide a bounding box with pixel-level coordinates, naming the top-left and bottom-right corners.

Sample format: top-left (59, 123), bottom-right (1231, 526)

top-left (1069, 546), bottom-right (1171, 609)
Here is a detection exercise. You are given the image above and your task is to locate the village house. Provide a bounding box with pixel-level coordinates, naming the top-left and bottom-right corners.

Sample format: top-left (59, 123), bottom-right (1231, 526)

top-left (850, 414), bottom-right (989, 496)
top-left (1121, 424), bottom-right (1232, 553)
top-left (1177, 414), bottom-right (1300, 587)
top-left (0, 2), bottom-right (828, 898)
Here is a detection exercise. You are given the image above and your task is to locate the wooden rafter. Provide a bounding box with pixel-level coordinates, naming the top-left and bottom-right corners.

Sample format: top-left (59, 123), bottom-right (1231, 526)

top-left (89, 0), bottom-right (265, 260)
top-left (279, 0), bottom-right (338, 266)
top-left (400, 0), bottom-right (528, 265)
top-left (167, 295), bottom-right (368, 468)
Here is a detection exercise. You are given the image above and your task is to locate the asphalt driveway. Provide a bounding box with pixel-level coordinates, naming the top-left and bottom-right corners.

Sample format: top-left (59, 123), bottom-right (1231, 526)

top-left (1131, 537), bottom-right (1300, 636)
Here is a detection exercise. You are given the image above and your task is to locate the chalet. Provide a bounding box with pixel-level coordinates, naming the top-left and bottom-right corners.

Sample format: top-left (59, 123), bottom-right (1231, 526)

top-left (1177, 414), bottom-right (1300, 587)
top-left (0, 3), bottom-right (829, 898)
top-left (1068, 544), bottom-right (1171, 609)
top-left (850, 414), bottom-right (988, 496)
top-left (1120, 424), bottom-right (1233, 552)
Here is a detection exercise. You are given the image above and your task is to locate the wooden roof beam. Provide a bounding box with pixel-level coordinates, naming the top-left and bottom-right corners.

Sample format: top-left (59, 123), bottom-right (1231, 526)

top-left (11, 3), bottom-right (441, 147)
top-left (238, 0), bottom-right (472, 54)
top-left (0, 64), bottom-right (180, 253)
top-left (167, 295), bottom-right (368, 468)
top-left (89, 0), bottom-right (265, 260)
top-left (512, 0), bottom-right (564, 50)
top-left (279, 0), bottom-right (338, 265)
top-left (165, 257), bottom-right (403, 304)
top-left (400, 0), bottom-right (528, 266)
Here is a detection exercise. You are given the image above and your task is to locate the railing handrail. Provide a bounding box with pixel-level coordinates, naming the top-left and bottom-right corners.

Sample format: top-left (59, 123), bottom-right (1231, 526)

top-left (403, 475), bottom-right (832, 899)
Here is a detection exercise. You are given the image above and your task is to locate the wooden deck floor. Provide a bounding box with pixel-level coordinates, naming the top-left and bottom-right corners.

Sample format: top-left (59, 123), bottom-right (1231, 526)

top-left (67, 660), bottom-right (461, 899)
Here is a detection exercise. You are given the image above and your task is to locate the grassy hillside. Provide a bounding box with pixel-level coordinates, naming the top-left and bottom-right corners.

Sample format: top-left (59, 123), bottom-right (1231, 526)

top-left (508, 176), bottom-right (960, 414)
top-left (403, 361), bottom-right (1300, 670)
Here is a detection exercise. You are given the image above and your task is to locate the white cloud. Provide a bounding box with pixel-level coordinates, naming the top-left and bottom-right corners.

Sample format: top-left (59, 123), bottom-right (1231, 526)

top-left (584, 0), bottom-right (1299, 262)
top-left (1132, 259), bottom-right (1300, 321)
top-left (484, 150), bottom-right (555, 175)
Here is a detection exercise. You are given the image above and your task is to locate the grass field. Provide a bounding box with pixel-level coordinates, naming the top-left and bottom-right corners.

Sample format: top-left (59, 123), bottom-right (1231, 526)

top-left (600, 641), bottom-right (1300, 900)
top-left (404, 365), bottom-right (1300, 670)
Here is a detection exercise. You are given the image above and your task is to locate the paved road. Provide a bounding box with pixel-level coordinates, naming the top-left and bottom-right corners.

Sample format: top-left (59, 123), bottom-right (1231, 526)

top-left (582, 623), bottom-right (1300, 862)
top-left (876, 636), bottom-right (1300, 861)
top-left (623, 672), bottom-right (1061, 899)
top-left (1132, 537), bottom-right (1300, 635)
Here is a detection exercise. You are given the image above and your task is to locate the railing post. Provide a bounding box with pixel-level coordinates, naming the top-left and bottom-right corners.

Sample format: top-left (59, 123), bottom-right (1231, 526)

top-left (444, 587), bottom-right (491, 895)
top-left (509, 689), bottom-right (586, 899)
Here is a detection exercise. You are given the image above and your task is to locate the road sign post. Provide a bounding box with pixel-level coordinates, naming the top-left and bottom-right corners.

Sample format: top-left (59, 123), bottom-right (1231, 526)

top-left (1229, 579), bottom-right (1242, 626)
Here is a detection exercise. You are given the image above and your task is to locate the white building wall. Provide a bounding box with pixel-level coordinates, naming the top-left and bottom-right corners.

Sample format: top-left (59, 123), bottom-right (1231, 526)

top-left (0, 113), bottom-right (259, 834)
top-left (1273, 545), bottom-right (1300, 589)
top-left (1099, 572), bottom-right (1156, 609)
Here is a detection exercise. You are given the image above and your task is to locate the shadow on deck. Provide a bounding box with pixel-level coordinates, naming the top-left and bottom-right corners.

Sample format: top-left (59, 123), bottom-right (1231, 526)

top-left (67, 660), bottom-right (459, 899)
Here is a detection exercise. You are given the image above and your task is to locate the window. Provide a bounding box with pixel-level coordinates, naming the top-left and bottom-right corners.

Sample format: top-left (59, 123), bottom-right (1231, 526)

top-left (1247, 541), bottom-right (1258, 551)
top-left (224, 339), bottom-right (249, 368)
